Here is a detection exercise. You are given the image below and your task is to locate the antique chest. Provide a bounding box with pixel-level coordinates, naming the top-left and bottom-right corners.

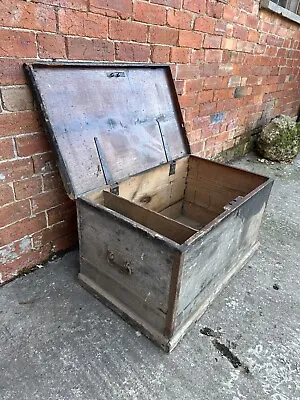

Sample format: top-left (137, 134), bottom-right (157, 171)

top-left (25, 62), bottom-right (273, 352)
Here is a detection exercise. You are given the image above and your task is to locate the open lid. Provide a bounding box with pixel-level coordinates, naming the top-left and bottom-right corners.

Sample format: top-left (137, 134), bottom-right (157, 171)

top-left (25, 62), bottom-right (189, 199)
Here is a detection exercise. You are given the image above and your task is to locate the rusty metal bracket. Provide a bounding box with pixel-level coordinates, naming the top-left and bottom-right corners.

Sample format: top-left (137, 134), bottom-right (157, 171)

top-left (110, 184), bottom-right (119, 196)
top-left (169, 160), bottom-right (176, 176)
top-left (156, 118), bottom-right (176, 176)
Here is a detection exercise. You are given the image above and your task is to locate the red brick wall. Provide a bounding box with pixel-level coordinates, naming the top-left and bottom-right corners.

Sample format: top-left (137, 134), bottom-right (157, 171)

top-left (1, 0), bottom-right (300, 283)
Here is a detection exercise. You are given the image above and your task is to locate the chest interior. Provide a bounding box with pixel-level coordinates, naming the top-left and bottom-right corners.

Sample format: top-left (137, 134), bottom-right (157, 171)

top-left (84, 155), bottom-right (267, 245)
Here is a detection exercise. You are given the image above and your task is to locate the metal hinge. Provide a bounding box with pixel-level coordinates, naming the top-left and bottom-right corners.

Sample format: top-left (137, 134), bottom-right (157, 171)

top-left (110, 184), bottom-right (119, 196)
top-left (169, 160), bottom-right (176, 176)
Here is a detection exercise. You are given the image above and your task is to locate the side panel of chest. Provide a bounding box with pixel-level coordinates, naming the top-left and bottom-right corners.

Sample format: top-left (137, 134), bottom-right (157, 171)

top-left (77, 199), bottom-right (179, 342)
top-left (169, 181), bottom-right (273, 347)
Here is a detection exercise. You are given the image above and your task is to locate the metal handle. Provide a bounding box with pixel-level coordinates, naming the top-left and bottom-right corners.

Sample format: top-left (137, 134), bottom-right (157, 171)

top-left (107, 250), bottom-right (133, 275)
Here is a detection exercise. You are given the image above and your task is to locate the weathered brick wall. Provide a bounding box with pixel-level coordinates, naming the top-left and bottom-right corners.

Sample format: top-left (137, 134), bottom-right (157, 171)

top-left (0, 0), bottom-right (300, 283)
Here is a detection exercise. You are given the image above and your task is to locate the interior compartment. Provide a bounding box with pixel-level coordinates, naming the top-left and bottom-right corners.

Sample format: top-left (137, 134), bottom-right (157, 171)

top-left (86, 156), bottom-right (267, 245)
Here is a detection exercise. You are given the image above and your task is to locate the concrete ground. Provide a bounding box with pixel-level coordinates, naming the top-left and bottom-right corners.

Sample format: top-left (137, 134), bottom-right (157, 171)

top-left (1, 153), bottom-right (300, 400)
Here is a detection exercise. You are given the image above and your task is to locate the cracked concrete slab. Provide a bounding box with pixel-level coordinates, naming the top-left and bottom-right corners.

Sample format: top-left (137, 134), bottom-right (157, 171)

top-left (0, 154), bottom-right (299, 400)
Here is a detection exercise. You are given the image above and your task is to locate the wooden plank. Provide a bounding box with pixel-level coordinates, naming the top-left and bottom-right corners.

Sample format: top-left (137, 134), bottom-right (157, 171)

top-left (182, 201), bottom-right (218, 227)
top-left (186, 177), bottom-right (245, 213)
top-left (160, 200), bottom-right (183, 219)
top-left (175, 182), bottom-right (273, 331)
top-left (103, 190), bottom-right (196, 244)
top-left (118, 157), bottom-right (188, 212)
top-left (174, 214), bottom-right (203, 230)
top-left (188, 156), bottom-right (267, 194)
top-left (78, 199), bottom-right (178, 331)
top-left (79, 258), bottom-right (167, 333)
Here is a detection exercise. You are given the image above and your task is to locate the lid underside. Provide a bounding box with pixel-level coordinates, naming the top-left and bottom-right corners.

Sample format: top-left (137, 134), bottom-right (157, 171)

top-left (25, 63), bottom-right (189, 198)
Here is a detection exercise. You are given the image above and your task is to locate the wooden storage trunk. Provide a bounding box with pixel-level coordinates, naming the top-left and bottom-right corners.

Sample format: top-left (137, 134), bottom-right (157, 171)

top-left (26, 62), bottom-right (273, 352)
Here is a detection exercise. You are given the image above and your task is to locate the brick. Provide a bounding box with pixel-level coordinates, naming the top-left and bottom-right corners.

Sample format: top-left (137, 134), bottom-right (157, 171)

top-left (109, 19), bottom-right (147, 42)
top-left (206, 1), bottom-right (224, 19)
top-left (228, 76), bottom-right (242, 87)
top-left (0, 111), bottom-right (40, 138)
top-left (67, 37), bottom-right (114, 61)
top-left (198, 90), bottom-right (214, 103)
top-left (59, 9), bottom-right (108, 38)
top-left (194, 17), bottom-right (215, 34)
top-left (0, 59), bottom-right (29, 85)
top-left (115, 42), bottom-right (150, 61)
top-left (0, 29), bottom-right (36, 58)
top-left (151, 0), bottom-right (181, 8)
top-left (214, 88), bottom-right (235, 101)
top-left (190, 141), bottom-right (205, 154)
top-left (236, 40), bottom-right (254, 53)
top-left (223, 5), bottom-right (235, 22)
top-left (134, 2), bottom-right (167, 25)
top-left (185, 106), bottom-right (200, 121)
top-left (31, 189), bottom-right (70, 214)
top-left (42, 172), bottom-right (64, 192)
top-left (149, 26), bottom-right (178, 46)
top-left (234, 86), bottom-right (252, 98)
top-left (266, 35), bottom-right (284, 47)
top-left (233, 25), bottom-right (248, 41)
top-left (201, 62), bottom-right (219, 77)
top-left (47, 202), bottom-right (76, 225)
top-left (185, 78), bottom-right (204, 93)
top-left (204, 76), bottom-right (228, 90)
top-left (190, 49), bottom-right (205, 63)
top-left (174, 80), bottom-right (185, 95)
top-left (205, 49), bottom-right (222, 63)
top-left (179, 31), bottom-right (203, 49)
top-left (0, 243), bottom-right (52, 284)
top-left (15, 133), bottom-right (50, 157)
top-left (151, 45), bottom-right (170, 62)
top-left (214, 21), bottom-right (227, 36)
top-left (37, 34), bottom-right (66, 59)
top-left (238, 11), bottom-right (247, 26)
top-left (90, 0), bottom-right (132, 17)
top-left (0, 237), bottom-right (32, 266)
top-left (238, 0), bottom-right (253, 13)
top-left (32, 219), bottom-right (77, 248)
top-left (198, 101), bottom-right (218, 117)
top-left (1, 86), bottom-right (34, 112)
top-left (170, 47), bottom-right (190, 63)
top-left (246, 14), bottom-right (259, 29)
top-left (0, 138), bottom-right (14, 161)
top-left (34, 0), bottom-right (88, 11)
top-left (167, 9), bottom-right (192, 30)
top-left (215, 131), bottom-right (229, 144)
top-left (0, 200), bottom-right (31, 229)
top-left (53, 232), bottom-right (77, 252)
top-left (0, 0), bottom-right (56, 32)
top-left (247, 30), bottom-right (259, 43)
top-left (0, 213), bottom-right (47, 247)
top-left (179, 93), bottom-right (198, 108)
top-left (183, 0), bottom-right (205, 13)
top-left (0, 158), bottom-right (33, 183)
top-left (14, 177), bottom-right (43, 200)
top-left (203, 34), bottom-right (222, 49)
top-left (0, 183), bottom-right (14, 206)
top-left (221, 37), bottom-right (236, 51)
top-left (32, 152), bottom-right (56, 174)
top-left (177, 65), bottom-right (202, 80)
